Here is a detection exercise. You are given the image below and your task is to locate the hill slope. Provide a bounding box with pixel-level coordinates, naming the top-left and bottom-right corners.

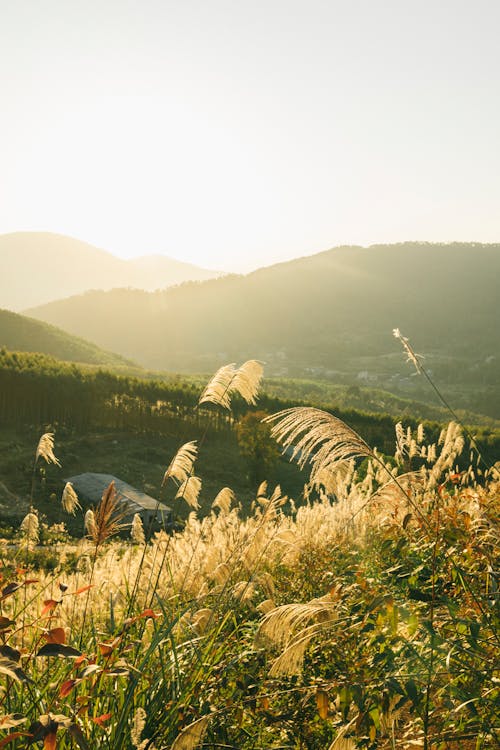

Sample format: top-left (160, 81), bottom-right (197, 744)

top-left (0, 309), bottom-right (134, 367)
top-left (0, 232), bottom-right (220, 310)
top-left (26, 242), bottom-right (500, 414)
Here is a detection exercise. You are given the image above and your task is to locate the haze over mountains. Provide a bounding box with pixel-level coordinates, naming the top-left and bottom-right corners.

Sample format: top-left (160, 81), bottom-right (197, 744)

top-left (24, 242), bottom-right (500, 417)
top-left (0, 308), bottom-right (134, 367)
top-left (0, 232), bottom-right (221, 311)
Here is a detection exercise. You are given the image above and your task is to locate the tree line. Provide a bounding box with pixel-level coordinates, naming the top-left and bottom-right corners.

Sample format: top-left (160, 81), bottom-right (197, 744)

top-left (1, 348), bottom-right (499, 463)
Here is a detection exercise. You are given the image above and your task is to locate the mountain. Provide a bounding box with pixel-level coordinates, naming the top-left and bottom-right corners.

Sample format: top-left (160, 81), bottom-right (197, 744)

top-left (25, 242), bottom-right (500, 416)
top-left (0, 232), bottom-right (220, 310)
top-left (0, 308), bottom-right (135, 367)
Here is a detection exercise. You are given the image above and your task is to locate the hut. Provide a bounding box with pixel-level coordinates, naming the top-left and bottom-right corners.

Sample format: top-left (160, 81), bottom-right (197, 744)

top-left (65, 473), bottom-right (173, 531)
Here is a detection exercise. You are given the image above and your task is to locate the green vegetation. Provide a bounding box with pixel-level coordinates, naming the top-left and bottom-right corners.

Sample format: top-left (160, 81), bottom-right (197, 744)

top-left (0, 363), bottom-right (498, 749)
top-left (0, 348), bottom-right (499, 534)
top-left (26, 242), bottom-right (500, 417)
top-left (0, 309), bottom-right (135, 367)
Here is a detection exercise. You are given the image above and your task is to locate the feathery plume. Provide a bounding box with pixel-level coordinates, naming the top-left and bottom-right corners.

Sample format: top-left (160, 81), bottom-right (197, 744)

top-left (20, 512), bottom-right (39, 548)
top-left (176, 476), bottom-right (202, 510)
top-left (35, 433), bottom-right (61, 466)
top-left (90, 481), bottom-right (127, 546)
top-left (84, 509), bottom-right (96, 537)
top-left (199, 363), bottom-right (236, 409)
top-left (327, 720), bottom-right (359, 750)
top-left (393, 328), bottom-right (423, 373)
top-left (256, 599), bottom-right (276, 615)
top-left (191, 608), bottom-right (213, 633)
top-left (230, 359), bottom-right (264, 406)
top-left (258, 595), bottom-right (338, 648)
top-left (131, 513), bottom-right (146, 545)
top-left (428, 422), bottom-right (465, 488)
top-left (131, 707), bottom-right (147, 749)
top-left (170, 715), bottom-right (210, 750)
top-left (61, 482), bottom-right (81, 515)
top-left (212, 487), bottom-right (235, 514)
top-left (199, 360), bottom-right (264, 409)
top-left (232, 580), bottom-right (256, 602)
top-left (256, 480), bottom-right (268, 499)
top-left (162, 441), bottom-right (198, 487)
top-left (264, 407), bottom-right (372, 486)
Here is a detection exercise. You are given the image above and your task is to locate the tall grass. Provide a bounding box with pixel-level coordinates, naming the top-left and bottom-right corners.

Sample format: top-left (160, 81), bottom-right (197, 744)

top-left (0, 360), bottom-right (498, 748)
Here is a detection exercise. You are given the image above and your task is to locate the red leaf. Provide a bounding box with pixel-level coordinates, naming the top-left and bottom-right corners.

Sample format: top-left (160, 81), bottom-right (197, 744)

top-left (92, 712), bottom-right (112, 727)
top-left (140, 609), bottom-right (160, 619)
top-left (23, 579), bottom-right (39, 586)
top-left (59, 679), bottom-right (77, 698)
top-left (98, 642), bottom-right (115, 657)
top-left (74, 654), bottom-right (87, 667)
top-left (41, 600), bottom-right (61, 617)
top-left (44, 628), bottom-right (66, 645)
top-left (72, 585), bottom-right (93, 596)
top-left (43, 732), bottom-right (57, 750)
top-left (0, 734), bottom-right (32, 748)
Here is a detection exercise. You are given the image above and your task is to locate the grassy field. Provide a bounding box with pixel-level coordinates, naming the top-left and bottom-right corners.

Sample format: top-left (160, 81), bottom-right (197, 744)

top-left (0, 362), bottom-right (498, 748)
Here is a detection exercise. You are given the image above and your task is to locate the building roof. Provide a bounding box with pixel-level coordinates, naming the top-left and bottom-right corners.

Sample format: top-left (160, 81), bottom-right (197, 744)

top-left (65, 472), bottom-right (172, 519)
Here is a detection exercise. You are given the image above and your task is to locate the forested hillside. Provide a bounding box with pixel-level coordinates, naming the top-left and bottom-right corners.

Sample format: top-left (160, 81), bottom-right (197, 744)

top-left (0, 349), bottom-right (499, 526)
top-left (0, 309), bottom-right (134, 366)
top-left (26, 242), bottom-right (500, 416)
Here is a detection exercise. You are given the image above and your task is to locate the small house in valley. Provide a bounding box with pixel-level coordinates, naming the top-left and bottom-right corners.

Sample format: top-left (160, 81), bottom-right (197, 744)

top-left (65, 472), bottom-right (173, 530)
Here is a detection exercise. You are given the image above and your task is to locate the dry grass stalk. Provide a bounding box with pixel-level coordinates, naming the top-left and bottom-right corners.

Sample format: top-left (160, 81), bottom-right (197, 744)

top-left (428, 422), bottom-right (464, 489)
top-left (265, 407), bottom-right (372, 485)
top-left (258, 593), bottom-right (340, 675)
top-left (258, 594), bottom-right (338, 648)
top-left (20, 511), bottom-right (39, 548)
top-left (61, 482), bottom-right (81, 515)
top-left (199, 360), bottom-right (263, 409)
top-left (176, 476), bottom-right (202, 510)
top-left (162, 441), bottom-right (198, 487)
top-left (212, 487), bottom-right (235, 514)
top-left (35, 432), bottom-right (61, 466)
top-left (90, 481), bottom-right (127, 546)
top-left (170, 715), bottom-right (210, 750)
top-left (393, 327), bottom-right (423, 373)
top-left (131, 513), bottom-right (146, 545)
top-left (84, 509), bottom-right (96, 537)
top-left (131, 707), bottom-right (148, 749)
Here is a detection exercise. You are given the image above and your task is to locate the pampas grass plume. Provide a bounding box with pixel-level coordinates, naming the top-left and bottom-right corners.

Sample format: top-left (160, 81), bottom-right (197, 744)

top-left (61, 482), bottom-right (81, 515)
top-left (199, 360), bottom-right (263, 409)
top-left (35, 432), bottom-right (61, 466)
top-left (20, 511), bottom-right (39, 548)
top-left (163, 441), bottom-right (198, 487)
top-left (212, 487), bottom-right (234, 514)
top-left (84, 509), bottom-right (96, 537)
top-left (176, 476), bottom-right (202, 510)
top-left (170, 715), bottom-right (210, 750)
top-left (131, 513), bottom-right (146, 545)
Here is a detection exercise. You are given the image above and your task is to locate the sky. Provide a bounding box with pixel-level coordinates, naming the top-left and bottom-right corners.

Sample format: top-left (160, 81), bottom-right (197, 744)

top-left (1, 0), bottom-right (499, 272)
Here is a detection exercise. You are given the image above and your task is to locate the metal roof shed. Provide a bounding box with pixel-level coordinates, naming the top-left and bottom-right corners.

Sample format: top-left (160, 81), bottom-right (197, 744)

top-left (65, 472), bottom-right (173, 529)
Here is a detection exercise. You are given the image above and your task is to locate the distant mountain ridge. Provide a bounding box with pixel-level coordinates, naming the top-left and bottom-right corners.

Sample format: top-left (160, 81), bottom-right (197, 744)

top-left (0, 232), bottom-right (221, 310)
top-left (25, 242), bottom-right (500, 395)
top-left (0, 308), bottom-right (135, 367)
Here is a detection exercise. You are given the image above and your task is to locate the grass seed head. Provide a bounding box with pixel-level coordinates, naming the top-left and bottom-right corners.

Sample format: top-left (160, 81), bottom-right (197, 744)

top-left (61, 482), bottom-right (81, 515)
top-left (35, 432), bottom-right (61, 467)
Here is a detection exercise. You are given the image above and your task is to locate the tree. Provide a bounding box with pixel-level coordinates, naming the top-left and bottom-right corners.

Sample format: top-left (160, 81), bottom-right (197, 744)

top-left (235, 411), bottom-right (280, 485)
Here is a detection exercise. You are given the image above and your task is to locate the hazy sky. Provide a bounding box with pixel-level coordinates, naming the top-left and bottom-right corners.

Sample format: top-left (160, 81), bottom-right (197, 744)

top-left (1, 1), bottom-right (499, 272)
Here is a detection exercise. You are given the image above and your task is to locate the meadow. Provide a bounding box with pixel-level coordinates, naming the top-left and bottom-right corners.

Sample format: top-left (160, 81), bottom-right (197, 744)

top-left (0, 359), bottom-right (499, 749)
